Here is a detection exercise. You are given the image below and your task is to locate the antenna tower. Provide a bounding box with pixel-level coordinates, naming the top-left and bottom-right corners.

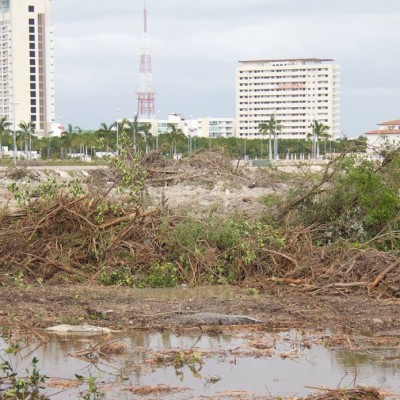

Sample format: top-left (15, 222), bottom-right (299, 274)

top-left (137, 1), bottom-right (155, 119)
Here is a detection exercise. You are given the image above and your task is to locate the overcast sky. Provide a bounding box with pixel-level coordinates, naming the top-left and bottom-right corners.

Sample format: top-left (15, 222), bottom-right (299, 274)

top-left (52, 0), bottom-right (400, 136)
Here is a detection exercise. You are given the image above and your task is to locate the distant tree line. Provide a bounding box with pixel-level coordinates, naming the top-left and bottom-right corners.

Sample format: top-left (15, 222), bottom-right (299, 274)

top-left (0, 116), bottom-right (368, 161)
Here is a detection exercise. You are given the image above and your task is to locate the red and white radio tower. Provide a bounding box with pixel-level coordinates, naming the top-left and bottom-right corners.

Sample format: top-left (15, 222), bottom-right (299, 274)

top-left (137, 1), bottom-right (155, 119)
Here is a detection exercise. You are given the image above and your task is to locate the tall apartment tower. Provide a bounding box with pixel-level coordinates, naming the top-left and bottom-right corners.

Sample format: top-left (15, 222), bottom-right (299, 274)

top-left (236, 58), bottom-right (340, 139)
top-left (136, 3), bottom-right (155, 119)
top-left (1, 0), bottom-right (54, 136)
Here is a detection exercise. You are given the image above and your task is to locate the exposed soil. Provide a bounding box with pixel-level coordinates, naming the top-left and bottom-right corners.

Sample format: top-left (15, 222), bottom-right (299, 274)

top-left (0, 284), bottom-right (399, 337)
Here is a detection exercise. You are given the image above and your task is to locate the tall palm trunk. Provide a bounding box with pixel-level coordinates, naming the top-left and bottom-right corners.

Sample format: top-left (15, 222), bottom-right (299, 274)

top-left (268, 132), bottom-right (272, 160)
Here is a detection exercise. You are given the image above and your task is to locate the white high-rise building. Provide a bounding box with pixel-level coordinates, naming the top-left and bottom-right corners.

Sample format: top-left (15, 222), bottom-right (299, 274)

top-left (236, 58), bottom-right (340, 140)
top-left (1, 0), bottom-right (54, 136)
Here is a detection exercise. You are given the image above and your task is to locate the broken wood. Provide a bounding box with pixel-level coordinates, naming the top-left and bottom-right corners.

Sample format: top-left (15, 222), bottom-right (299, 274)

top-left (368, 259), bottom-right (400, 293)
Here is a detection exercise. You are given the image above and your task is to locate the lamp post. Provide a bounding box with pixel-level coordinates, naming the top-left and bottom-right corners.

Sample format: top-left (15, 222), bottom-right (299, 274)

top-left (13, 102), bottom-right (19, 166)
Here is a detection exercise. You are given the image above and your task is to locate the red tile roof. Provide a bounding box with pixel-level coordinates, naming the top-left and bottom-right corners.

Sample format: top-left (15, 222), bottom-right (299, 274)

top-left (366, 129), bottom-right (400, 135)
top-left (378, 120), bottom-right (400, 126)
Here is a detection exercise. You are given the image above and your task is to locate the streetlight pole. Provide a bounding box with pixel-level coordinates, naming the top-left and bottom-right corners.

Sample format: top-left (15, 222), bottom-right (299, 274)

top-left (13, 102), bottom-right (18, 166)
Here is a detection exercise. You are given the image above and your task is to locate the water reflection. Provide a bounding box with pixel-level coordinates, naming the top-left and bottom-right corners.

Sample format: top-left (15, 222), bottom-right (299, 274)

top-left (0, 329), bottom-right (399, 399)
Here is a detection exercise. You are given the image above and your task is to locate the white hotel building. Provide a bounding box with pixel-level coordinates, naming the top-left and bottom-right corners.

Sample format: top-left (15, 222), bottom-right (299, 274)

top-left (1, 0), bottom-right (54, 136)
top-left (236, 58), bottom-right (340, 140)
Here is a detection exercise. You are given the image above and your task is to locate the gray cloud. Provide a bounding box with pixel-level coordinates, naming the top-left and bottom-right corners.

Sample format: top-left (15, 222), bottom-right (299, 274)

top-left (52, 0), bottom-right (400, 135)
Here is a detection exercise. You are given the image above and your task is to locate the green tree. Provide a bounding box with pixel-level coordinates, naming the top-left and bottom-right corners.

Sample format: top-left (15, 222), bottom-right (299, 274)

top-left (309, 121), bottom-right (330, 159)
top-left (259, 115), bottom-right (281, 160)
top-left (165, 123), bottom-right (186, 157)
top-left (17, 121), bottom-right (35, 157)
top-left (96, 122), bottom-right (116, 152)
top-left (127, 115), bottom-right (140, 152)
top-left (139, 123), bottom-right (153, 154)
top-left (0, 117), bottom-right (11, 159)
top-left (60, 129), bottom-right (70, 159)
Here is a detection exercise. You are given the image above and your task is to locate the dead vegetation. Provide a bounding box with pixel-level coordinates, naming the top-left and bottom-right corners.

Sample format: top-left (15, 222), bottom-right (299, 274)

top-left (0, 149), bottom-right (400, 298)
top-left (69, 338), bottom-right (126, 362)
top-left (202, 387), bottom-right (384, 400)
top-left (143, 148), bottom-right (243, 187)
top-left (301, 387), bottom-right (384, 400)
top-left (125, 384), bottom-right (190, 395)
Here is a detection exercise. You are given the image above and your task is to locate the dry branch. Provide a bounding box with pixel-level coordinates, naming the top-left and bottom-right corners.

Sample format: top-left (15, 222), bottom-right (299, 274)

top-left (368, 259), bottom-right (400, 293)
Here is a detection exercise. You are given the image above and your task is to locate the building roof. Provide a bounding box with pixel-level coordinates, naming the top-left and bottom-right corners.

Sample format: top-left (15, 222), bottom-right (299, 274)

top-left (366, 129), bottom-right (400, 135)
top-left (239, 58), bottom-right (334, 64)
top-left (378, 119), bottom-right (400, 126)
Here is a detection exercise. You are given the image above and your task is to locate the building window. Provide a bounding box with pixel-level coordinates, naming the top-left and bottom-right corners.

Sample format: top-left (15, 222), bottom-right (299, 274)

top-left (29, 43), bottom-right (35, 49)
top-left (30, 91), bottom-right (36, 98)
top-left (28, 5), bottom-right (34, 12)
top-left (30, 67), bottom-right (36, 73)
top-left (31, 107), bottom-right (36, 114)
top-left (31, 115), bottom-right (36, 122)
top-left (29, 51), bottom-right (35, 57)
top-left (29, 18), bottom-right (35, 25)
top-left (30, 83), bottom-right (36, 89)
top-left (30, 75), bottom-right (36, 82)
top-left (29, 27), bottom-right (35, 33)
top-left (31, 99), bottom-right (36, 106)
top-left (29, 34), bottom-right (35, 41)
top-left (30, 59), bottom-right (35, 65)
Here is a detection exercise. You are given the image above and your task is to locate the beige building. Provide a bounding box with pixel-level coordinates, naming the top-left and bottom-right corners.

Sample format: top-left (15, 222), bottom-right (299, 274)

top-left (365, 119), bottom-right (400, 152)
top-left (138, 114), bottom-right (236, 139)
top-left (198, 118), bottom-right (235, 138)
top-left (236, 58), bottom-right (340, 139)
top-left (2, 0), bottom-right (54, 136)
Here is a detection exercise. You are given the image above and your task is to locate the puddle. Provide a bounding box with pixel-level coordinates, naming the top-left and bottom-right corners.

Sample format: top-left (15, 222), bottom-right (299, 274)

top-left (1, 329), bottom-right (400, 399)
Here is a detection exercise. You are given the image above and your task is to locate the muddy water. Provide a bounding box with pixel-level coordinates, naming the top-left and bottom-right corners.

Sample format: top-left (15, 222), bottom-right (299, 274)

top-left (1, 329), bottom-right (400, 399)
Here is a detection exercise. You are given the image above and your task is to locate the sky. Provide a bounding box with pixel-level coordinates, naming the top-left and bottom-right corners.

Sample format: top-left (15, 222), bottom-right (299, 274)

top-left (52, 0), bottom-right (400, 136)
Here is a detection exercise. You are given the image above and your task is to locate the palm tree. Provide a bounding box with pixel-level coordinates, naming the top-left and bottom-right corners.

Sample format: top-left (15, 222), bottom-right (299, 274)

top-left (96, 122), bottom-right (116, 152)
top-left (166, 123), bottom-right (185, 157)
top-left (258, 115), bottom-right (282, 160)
top-left (139, 123), bottom-right (153, 154)
top-left (258, 122), bottom-right (270, 159)
top-left (309, 121), bottom-right (330, 159)
top-left (60, 127), bottom-right (71, 159)
top-left (319, 127), bottom-right (331, 157)
top-left (0, 117), bottom-right (11, 159)
top-left (127, 114), bottom-right (140, 152)
top-left (60, 124), bottom-right (81, 156)
top-left (17, 121), bottom-right (35, 158)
